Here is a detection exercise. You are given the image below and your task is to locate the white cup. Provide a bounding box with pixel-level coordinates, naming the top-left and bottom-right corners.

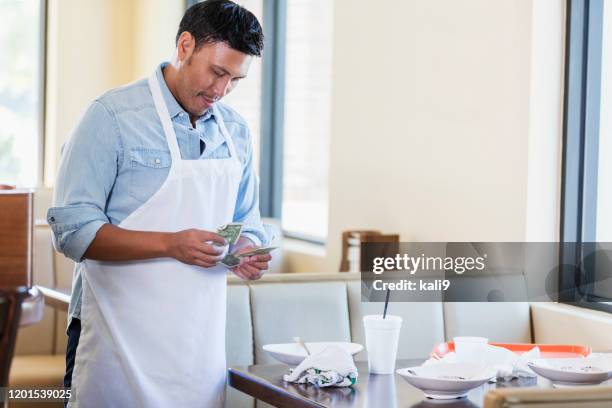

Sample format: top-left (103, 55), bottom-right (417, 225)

top-left (454, 336), bottom-right (488, 365)
top-left (363, 315), bottom-right (402, 374)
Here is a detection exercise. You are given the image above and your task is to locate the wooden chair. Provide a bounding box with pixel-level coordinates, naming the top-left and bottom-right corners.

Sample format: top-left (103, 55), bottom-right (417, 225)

top-left (339, 230), bottom-right (400, 272)
top-left (0, 287), bottom-right (29, 387)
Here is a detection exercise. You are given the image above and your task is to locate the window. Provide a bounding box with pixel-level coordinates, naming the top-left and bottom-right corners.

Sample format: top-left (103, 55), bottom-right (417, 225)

top-left (560, 0), bottom-right (611, 312)
top-left (280, 0), bottom-right (333, 241)
top-left (0, 0), bottom-right (45, 187)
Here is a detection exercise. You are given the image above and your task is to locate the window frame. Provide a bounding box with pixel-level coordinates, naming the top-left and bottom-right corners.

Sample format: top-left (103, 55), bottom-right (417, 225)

top-left (258, 0), bottom-right (285, 221)
top-left (559, 0), bottom-right (611, 313)
top-left (38, 0), bottom-right (48, 186)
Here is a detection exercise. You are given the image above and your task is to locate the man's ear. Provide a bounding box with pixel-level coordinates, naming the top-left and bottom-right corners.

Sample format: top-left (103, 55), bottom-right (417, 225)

top-left (176, 32), bottom-right (195, 62)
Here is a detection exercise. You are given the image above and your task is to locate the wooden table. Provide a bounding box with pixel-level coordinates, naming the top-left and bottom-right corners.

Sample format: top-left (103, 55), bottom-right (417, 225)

top-left (228, 359), bottom-right (550, 408)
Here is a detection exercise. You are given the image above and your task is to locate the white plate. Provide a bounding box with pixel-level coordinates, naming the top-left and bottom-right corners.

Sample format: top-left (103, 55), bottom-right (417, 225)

top-left (528, 357), bottom-right (612, 385)
top-left (397, 362), bottom-right (496, 400)
top-left (262, 342), bottom-right (363, 365)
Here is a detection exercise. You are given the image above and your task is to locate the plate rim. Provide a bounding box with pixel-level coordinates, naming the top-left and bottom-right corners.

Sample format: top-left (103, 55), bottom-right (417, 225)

top-left (396, 366), bottom-right (495, 384)
top-left (527, 361), bottom-right (612, 382)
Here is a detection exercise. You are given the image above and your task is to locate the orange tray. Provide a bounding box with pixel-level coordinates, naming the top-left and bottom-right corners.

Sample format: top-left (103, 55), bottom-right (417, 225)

top-left (431, 342), bottom-right (591, 359)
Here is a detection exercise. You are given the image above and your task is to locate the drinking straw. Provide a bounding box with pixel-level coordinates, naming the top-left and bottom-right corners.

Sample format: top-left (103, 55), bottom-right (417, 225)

top-left (382, 288), bottom-right (391, 319)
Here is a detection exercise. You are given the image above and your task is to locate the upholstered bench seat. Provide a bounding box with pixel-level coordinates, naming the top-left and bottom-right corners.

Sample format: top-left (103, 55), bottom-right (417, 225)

top-left (10, 355), bottom-right (66, 386)
top-left (8, 355), bottom-right (65, 408)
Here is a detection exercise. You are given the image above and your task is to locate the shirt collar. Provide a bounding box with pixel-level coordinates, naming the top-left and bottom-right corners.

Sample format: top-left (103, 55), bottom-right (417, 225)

top-left (156, 62), bottom-right (215, 123)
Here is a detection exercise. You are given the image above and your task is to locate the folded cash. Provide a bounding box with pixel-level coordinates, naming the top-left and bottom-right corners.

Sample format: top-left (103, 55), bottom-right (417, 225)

top-left (237, 246), bottom-right (278, 258)
top-left (217, 223), bottom-right (243, 245)
top-left (220, 253), bottom-right (241, 268)
top-left (221, 246), bottom-right (277, 269)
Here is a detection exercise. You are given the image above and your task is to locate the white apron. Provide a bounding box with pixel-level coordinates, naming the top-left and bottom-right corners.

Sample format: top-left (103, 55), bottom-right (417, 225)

top-left (69, 71), bottom-right (242, 408)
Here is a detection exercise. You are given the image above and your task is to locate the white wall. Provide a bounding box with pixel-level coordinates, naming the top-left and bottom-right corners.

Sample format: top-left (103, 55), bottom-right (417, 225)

top-left (317, 0), bottom-right (564, 271)
top-left (526, 0), bottom-right (565, 242)
top-left (131, 0), bottom-right (185, 78)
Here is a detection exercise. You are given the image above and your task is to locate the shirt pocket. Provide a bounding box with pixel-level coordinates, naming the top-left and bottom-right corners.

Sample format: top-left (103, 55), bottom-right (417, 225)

top-left (203, 142), bottom-right (231, 159)
top-left (129, 147), bottom-right (172, 203)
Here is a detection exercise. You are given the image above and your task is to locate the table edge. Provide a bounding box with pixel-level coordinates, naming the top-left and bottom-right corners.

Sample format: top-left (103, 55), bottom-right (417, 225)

top-left (228, 366), bottom-right (326, 408)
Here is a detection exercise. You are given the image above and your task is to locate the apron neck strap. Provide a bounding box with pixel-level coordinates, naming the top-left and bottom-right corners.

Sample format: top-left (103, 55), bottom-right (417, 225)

top-left (211, 104), bottom-right (238, 159)
top-left (148, 71), bottom-right (182, 162)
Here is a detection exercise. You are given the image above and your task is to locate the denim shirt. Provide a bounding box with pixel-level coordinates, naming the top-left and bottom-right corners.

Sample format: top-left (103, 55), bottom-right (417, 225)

top-left (48, 63), bottom-right (268, 323)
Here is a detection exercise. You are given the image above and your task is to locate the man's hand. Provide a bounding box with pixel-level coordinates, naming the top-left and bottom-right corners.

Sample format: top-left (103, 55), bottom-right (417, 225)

top-left (230, 236), bottom-right (272, 280)
top-left (166, 229), bottom-right (228, 268)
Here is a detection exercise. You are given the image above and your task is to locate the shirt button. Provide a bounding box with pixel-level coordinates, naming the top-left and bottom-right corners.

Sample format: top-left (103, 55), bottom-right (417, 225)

top-left (154, 158), bottom-right (161, 165)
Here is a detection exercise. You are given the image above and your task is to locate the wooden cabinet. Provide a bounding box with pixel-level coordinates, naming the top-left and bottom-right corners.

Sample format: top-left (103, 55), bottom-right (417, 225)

top-left (0, 190), bottom-right (34, 287)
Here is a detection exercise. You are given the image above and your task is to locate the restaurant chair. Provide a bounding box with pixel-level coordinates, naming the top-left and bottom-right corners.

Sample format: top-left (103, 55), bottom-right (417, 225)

top-left (0, 287), bottom-right (29, 387)
top-left (484, 386), bottom-right (612, 408)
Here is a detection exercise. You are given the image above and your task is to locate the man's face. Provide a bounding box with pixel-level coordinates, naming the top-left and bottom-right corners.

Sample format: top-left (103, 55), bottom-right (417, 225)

top-left (175, 34), bottom-right (252, 116)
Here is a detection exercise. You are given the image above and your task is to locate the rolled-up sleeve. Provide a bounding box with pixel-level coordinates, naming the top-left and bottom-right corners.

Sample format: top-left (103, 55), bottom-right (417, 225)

top-left (48, 100), bottom-right (121, 261)
top-left (232, 127), bottom-right (268, 247)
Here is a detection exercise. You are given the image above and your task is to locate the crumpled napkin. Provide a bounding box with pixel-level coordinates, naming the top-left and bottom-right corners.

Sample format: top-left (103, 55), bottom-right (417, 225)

top-left (283, 345), bottom-right (358, 387)
top-left (423, 345), bottom-right (541, 381)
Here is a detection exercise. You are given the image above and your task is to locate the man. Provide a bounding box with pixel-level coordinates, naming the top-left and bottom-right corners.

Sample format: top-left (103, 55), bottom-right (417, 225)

top-left (48, 1), bottom-right (270, 406)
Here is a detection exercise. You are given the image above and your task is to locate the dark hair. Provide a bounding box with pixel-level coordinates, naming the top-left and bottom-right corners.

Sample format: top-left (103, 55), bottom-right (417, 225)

top-left (176, 0), bottom-right (264, 57)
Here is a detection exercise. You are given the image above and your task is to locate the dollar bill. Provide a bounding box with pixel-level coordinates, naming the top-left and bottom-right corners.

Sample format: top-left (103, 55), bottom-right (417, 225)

top-left (217, 223), bottom-right (243, 245)
top-left (221, 253), bottom-right (242, 268)
top-left (237, 246), bottom-right (278, 258)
